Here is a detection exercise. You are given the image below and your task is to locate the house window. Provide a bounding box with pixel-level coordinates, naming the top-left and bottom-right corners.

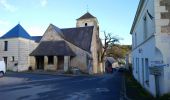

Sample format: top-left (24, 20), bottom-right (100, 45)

top-left (134, 33), bottom-right (137, 47)
top-left (48, 56), bottom-right (54, 64)
top-left (4, 41), bottom-right (8, 51)
top-left (142, 58), bottom-right (145, 85)
top-left (137, 58), bottom-right (140, 81)
top-left (12, 56), bottom-right (14, 62)
top-left (85, 23), bottom-right (88, 26)
top-left (145, 58), bottom-right (149, 86)
top-left (143, 15), bottom-right (148, 40)
top-left (135, 58), bottom-right (138, 73)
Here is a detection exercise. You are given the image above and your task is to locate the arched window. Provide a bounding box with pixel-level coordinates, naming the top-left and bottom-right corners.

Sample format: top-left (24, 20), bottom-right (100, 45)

top-left (85, 23), bottom-right (88, 26)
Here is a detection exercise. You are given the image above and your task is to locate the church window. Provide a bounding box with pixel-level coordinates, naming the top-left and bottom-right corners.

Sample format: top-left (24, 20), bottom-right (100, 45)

top-left (85, 23), bottom-right (88, 26)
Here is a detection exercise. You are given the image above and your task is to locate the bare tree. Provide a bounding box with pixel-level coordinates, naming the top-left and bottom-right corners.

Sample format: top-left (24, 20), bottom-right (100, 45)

top-left (101, 31), bottom-right (120, 61)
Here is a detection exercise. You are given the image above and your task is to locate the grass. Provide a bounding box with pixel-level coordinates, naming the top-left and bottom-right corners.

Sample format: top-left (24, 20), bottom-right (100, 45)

top-left (125, 71), bottom-right (170, 100)
top-left (125, 71), bottom-right (154, 100)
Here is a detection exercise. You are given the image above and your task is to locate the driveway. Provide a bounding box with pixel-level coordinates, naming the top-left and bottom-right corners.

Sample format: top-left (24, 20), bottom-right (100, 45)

top-left (0, 71), bottom-right (123, 100)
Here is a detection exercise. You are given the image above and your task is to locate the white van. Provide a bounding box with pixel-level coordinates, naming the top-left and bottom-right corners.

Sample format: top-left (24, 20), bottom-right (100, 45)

top-left (0, 61), bottom-right (6, 77)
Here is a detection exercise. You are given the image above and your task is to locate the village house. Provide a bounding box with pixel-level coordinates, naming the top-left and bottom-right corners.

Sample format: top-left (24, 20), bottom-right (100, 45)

top-left (131, 0), bottom-right (170, 97)
top-left (0, 12), bottom-right (103, 74)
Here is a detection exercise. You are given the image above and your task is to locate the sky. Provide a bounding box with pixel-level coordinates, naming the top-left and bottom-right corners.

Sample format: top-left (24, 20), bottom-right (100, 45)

top-left (0, 0), bottom-right (139, 45)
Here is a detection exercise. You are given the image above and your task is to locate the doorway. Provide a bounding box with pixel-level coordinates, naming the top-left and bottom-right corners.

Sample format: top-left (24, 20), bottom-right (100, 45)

top-left (36, 56), bottom-right (44, 70)
top-left (3, 57), bottom-right (7, 69)
top-left (57, 56), bottom-right (64, 70)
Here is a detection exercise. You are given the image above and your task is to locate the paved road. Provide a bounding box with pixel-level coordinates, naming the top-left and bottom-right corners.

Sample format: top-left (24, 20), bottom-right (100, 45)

top-left (0, 72), bottom-right (123, 100)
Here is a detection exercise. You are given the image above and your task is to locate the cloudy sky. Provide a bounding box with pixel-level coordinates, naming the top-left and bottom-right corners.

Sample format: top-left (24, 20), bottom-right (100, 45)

top-left (0, 0), bottom-right (139, 45)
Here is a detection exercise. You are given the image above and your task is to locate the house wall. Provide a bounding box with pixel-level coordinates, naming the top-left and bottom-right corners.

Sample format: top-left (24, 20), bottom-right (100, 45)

top-left (154, 0), bottom-right (170, 95)
top-left (131, 0), bottom-right (158, 96)
top-left (132, 0), bottom-right (170, 96)
top-left (0, 38), bottom-right (38, 72)
top-left (0, 38), bottom-right (19, 71)
top-left (18, 38), bottom-right (38, 71)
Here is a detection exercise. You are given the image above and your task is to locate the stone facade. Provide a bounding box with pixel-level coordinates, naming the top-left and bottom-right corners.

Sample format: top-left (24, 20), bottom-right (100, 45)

top-left (76, 17), bottom-right (103, 74)
top-left (0, 38), bottom-right (38, 71)
top-left (160, 0), bottom-right (170, 33)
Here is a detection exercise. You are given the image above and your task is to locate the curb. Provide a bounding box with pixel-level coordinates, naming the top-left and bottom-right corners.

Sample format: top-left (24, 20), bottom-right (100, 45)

top-left (6, 71), bottom-right (92, 77)
top-left (121, 72), bottom-right (132, 100)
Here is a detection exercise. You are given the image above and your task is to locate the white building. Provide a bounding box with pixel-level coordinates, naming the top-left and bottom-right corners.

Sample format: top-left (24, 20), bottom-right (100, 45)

top-left (131, 0), bottom-right (170, 97)
top-left (0, 24), bottom-right (39, 72)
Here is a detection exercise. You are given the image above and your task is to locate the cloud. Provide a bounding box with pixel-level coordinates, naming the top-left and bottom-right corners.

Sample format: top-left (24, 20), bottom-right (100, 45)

top-left (0, 0), bottom-right (17, 12)
top-left (40, 0), bottom-right (47, 7)
top-left (0, 20), bottom-right (9, 26)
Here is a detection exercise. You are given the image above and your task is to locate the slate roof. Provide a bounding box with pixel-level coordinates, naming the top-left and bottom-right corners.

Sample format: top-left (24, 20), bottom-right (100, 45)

top-left (30, 41), bottom-right (76, 56)
top-left (105, 57), bottom-right (116, 64)
top-left (77, 12), bottom-right (96, 20)
top-left (1, 24), bottom-right (32, 39)
top-left (61, 26), bottom-right (94, 52)
top-left (50, 24), bottom-right (64, 37)
top-left (31, 36), bottom-right (42, 42)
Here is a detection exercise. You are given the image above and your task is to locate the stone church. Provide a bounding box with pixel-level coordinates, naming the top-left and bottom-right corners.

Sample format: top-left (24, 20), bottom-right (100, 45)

top-left (0, 12), bottom-right (103, 74)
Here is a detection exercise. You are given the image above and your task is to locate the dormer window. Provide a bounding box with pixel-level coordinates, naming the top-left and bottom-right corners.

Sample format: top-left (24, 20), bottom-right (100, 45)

top-left (85, 23), bottom-right (88, 26)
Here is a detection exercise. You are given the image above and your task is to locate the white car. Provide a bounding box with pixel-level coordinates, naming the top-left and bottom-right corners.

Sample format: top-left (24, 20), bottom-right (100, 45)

top-left (0, 61), bottom-right (6, 77)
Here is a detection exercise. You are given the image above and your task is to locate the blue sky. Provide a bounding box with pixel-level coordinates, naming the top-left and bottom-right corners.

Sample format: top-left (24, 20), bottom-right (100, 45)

top-left (0, 0), bottom-right (139, 45)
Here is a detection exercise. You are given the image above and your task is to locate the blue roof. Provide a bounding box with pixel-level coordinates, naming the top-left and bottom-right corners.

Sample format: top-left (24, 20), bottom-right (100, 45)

top-left (31, 36), bottom-right (42, 42)
top-left (1, 24), bottom-right (32, 39)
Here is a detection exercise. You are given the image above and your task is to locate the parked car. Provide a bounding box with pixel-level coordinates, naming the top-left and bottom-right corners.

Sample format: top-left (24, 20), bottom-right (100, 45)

top-left (0, 61), bottom-right (6, 77)
top-left (118, 67), bottom-right (126, 72)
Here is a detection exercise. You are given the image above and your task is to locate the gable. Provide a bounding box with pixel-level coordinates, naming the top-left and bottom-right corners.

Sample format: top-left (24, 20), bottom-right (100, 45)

top-left (40, 24), bottom-right (64, 41)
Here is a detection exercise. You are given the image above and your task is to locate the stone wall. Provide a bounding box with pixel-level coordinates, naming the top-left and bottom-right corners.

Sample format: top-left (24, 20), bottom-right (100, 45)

top-left (160, 0), bottom-right (170, 33)
top-left (41, 24), bottom-right (64, 41)
top-left (0, 38), bottom-right (38, 71)
top-left (76, 17), bottom-right (103, 74)
top-left (18, 38), bottom-right (38, 71)
top-left (76, 18), bottom-right (98, 28)
top-left (66, 40), bottom-right (90, 73)
top-left (44, 56), bottom-right (58, 71)
top-left (0, 38), bottom-right (19, 71)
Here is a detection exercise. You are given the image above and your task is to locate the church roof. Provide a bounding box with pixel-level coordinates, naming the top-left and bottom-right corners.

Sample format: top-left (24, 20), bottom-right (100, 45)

top-left (29, 25), bottom-right (94, 53)
top-left (77, 12), bottom-right (96, 20)
top-left (61, 26), bottom-right (94, 52)
top-left (1, 24), bottom-right (32, 40)
top-left (30, 41), bottom-right (75, 56)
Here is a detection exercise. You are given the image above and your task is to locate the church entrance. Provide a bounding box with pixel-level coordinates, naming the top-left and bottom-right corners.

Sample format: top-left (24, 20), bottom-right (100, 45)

top-left (36, 56), bottom-right (44, 70)
top-left (57, 56), bottom-right (64, 70)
